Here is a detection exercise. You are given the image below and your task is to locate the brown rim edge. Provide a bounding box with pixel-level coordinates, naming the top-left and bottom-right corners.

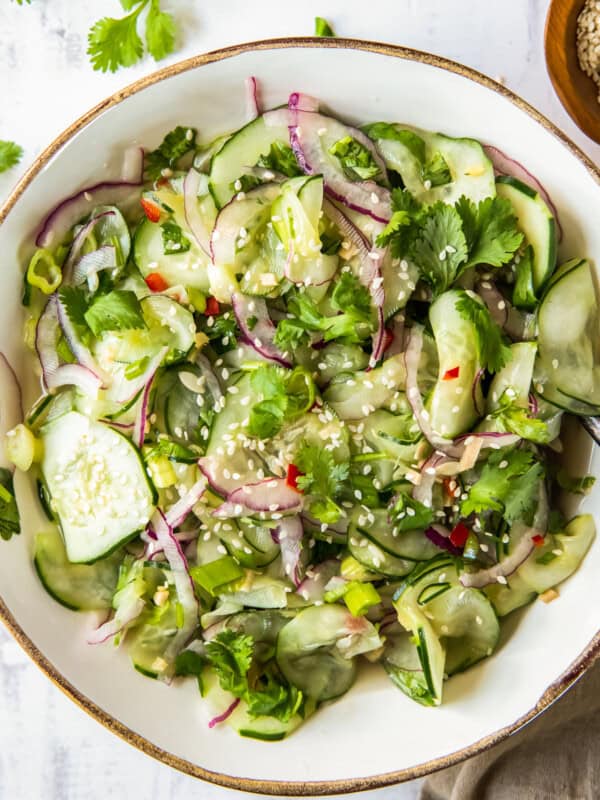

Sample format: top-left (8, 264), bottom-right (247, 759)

top-left (0, 36), bottom-right (599, 796)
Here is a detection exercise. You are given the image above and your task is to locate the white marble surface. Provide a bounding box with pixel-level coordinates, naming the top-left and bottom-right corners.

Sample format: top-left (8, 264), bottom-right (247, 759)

top-left (0, 1), bottom-right (598, 798)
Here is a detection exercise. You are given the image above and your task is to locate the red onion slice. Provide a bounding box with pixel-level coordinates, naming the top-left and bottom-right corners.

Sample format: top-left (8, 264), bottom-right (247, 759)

top-left (183, 168), bottom-right (211, 255)
top-left (295, 559), bottom-right (340, 603)
top-left (245, 76), bottom-right (260, 121)
top-left (71, 245), bottom-right (117, 290)
top-left (45, 364), bottom-right (103, 396)
top-left (412, 452), bottom-right (449, 506)
top-left (483, 144), bottom-right (562, 241)
top-left (35, 297), bottom-right (61, 389)
top-left (288, 91), bottom-right (320, 113)
top-left (231, 292), bottom-right (291, 367)
top-left (150, 509), bottom-right (198, 661)
top-left (276, 516), bottom-right (305, 587)
top-left (88, 596), bottom-right (145, 645)
top-left (288, 105), bottom-right (391, 223)
top-left (425, 525), bottom-right (462, 556)
top-left (459, 526), bottom-right (538, 588)
top-left (213, 478), bottom-right (303, 518)
top-left (208, 698), bottom-right (240, 729)
top-left (56, 293), bottom-right (105, 379)
top-left (36, 181), bottom-right (141, 250)
top-left (166, 477), bottom-right (207, 529)
top-left (132, 369), bottom-right (158, 448)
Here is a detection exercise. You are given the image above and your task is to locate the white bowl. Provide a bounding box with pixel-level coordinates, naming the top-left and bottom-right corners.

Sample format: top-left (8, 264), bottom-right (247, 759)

top-left (0, 38), bottom-right (599, 795)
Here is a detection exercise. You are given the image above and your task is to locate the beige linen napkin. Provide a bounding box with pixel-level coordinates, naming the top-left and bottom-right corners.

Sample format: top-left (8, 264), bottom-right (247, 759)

top-left (421, 660), bottom-right (600, 800)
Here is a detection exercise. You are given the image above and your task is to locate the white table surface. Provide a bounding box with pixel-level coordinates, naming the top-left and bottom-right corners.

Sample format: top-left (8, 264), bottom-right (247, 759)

top-left (0, 2), bottom-right (598, 798)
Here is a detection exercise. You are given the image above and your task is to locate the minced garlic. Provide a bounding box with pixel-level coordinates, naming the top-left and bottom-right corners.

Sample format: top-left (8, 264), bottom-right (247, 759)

top-left (577, 0), bottom-right (600, 102)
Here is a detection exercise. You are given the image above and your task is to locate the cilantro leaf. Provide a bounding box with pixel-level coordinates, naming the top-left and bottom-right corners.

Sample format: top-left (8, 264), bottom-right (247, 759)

top-left (455, 291), bottom-right (512, 373)
top-left (461, 448), bottom-right (542, 522)
top-left (295, 442), bottom-right (349, 524)
top-left (161, 220), bottom-right (191, 255)
top-left (375, 188), bottom-right (423, 252)
top-left (84, 290), bottom-right (146, 337)
top-left (362, 124), bottom-right (426, 163)
top-left (503, 462), bottom-right (544, 524)
top-left (174, 650), bottom-right (205, 692)
top-left (58, 286), bottom-right (94, 348)
top-left (229, 174), bottom-right (263, 194)
top-left (314, 16), bottom-right (336, 37)
top-left (512, 245), bottom-right (537, 310)
top-left (87, 6), bottom-right (144, 73)
top-left (246, 674), bottom-right (303, 722)
top-left (273, 319), bottom-right (310, 351)
top-left (144, 439), bottom-right (198, 463)
top-left (389, 492), bottom-right (434, 532)
top-left (206, 630), bottom-right (253, 696)
top-left (206, 631), bottom-right (302, 722)
top-left (145, 0), bottom-right (176, 61)
top-left (421, 152), bottom-right (452, 188)
top-left (329, 136), bottom-right (382, 182)
top-left (196, 312), bottom-right (239, 354)
top-left (410, 203), bottom-right (468, 296)
top-left (256, 142), bottom-right (302, 178)
top-left (0, 469), bottom-right (20, 541)
top-left (489, 391), bottom-right (552, 444)
top-left (145, 125), bottom-right (197, 181)
top-left (330, 271), bottom-right (372, 317)
top-left (456, 195), bottom-right (523, 269)
top-left (247, 366), bottom-right (313, 439)
top-left (0, 140), bottom-right (23, 174)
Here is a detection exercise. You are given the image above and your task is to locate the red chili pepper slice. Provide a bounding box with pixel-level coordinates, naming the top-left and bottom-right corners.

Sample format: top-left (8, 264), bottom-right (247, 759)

top-left (144, 272), bottom-right (169, 292)
top-left (449, 521), bottom-right (470, 548)
top-left (443, 365), bottom-right (460, 381)
top-left (205, 296), bottom-right (220, 316)
top-left (532, 534), bottom-right (545, 547)
top-left (286, 464), bottom-right (304, 492)
top-left (140, 197), bottom-right (162, 223)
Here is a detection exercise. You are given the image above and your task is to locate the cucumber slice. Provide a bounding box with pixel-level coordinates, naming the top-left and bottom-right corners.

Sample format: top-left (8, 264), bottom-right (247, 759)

top-left (496, 176), bottom-right (557, 290)
top-left (518, 515), bottom-right (595, 593)
top-left (485, 570), bottom-right (536, 617)
top-left (349, 507), bottom-right (439, 562)
top-left (348, 533), bottom-right (414, 577)
top-left (323, 354), bottom-right (406, 420)
top-left (40, 412), bottom-right (155, 563)
top-left (221, 573), bottom-right (290, 609)
top-left (370, 126), bottom-right (495, 204)
top-left (34, 527), bottom-right (122, 611)
top-left (128, 606), bottom-right (180, 678)
top-left (427, 290), bottom-right (483, 438)
top-left (154, 363), bottom-right (214, 448)
top-left (277, 605), bottom-right (365, 701)
top-left (394, 557), bottom-right (499, 703)
top-left (537, 258), bottom-right (600, 412)
top-left (133, 218), bottom-right (210, 292)
top-left (209, 109), bottom-right (291, 207)
top-left (383, 630), bottom-right (440, 707)
top-left (90, 204), bottom-right (132, 269)
top-left (487, 342), bottom-right (537, 412)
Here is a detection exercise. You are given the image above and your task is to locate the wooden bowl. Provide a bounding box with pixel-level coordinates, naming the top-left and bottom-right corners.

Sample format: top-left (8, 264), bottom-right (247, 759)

top-left (545, 0), bottom-right (600, 143)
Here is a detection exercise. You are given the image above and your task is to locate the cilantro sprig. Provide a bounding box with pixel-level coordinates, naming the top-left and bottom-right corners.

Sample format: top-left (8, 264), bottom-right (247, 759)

top-left (247, 366), bottom-right (314, 439)
top-left (461, 448), bottom-right (543, 523)
top-left (295, 441), bottom-right (350, 524)
top-left (376, 190), bottom-right (523, 297)
top-left (488, 391), bottom-right (551, 444)
top-left (206, 630), bottom-right (303, 723)
top-left (87, 0), bottom-right (177, 74)
top-left (145, 126), bottom-right (197, 181)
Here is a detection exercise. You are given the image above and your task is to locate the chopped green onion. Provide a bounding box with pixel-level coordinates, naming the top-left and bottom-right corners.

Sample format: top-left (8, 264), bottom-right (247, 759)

top-left (26, 249), bottom-right (62, 295)
top-left (191, 556), bottom-right (244, 596)
top-left (344, 582), bottom-right (381, 616)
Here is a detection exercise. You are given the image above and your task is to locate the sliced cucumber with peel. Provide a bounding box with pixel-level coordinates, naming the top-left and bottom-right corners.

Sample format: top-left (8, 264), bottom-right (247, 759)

top-left (40, 412), bottom-right (155, 563)
top-left (537, 258), bottom-right (600, 413)
top-left (496, 176), bottom-right (557, 291)
top-left (34, 527), bottom-right (122, 611)
top-left (209, 109), bottom-right (291, 208)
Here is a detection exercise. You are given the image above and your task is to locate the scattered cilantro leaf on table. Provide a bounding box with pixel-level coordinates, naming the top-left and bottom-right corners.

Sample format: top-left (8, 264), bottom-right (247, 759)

top-left (87, 0), bottom-right (177, 73)
top-left (0, 141), bottom-right (23, 174)
top-left (315, 16), bottom-right (336, 37)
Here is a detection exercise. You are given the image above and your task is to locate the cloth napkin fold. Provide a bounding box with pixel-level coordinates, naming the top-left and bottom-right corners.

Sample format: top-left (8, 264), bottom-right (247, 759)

top-left (421, 660), bottom-right (600, 800)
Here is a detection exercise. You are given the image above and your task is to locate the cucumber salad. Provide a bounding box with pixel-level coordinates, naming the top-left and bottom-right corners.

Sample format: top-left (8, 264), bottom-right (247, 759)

top-left (4, 83), bottom-right (599, 739)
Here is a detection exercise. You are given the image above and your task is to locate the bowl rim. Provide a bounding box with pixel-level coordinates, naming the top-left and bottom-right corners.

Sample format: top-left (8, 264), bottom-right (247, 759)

top-left (0, 35), bottom-right (599, 796)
